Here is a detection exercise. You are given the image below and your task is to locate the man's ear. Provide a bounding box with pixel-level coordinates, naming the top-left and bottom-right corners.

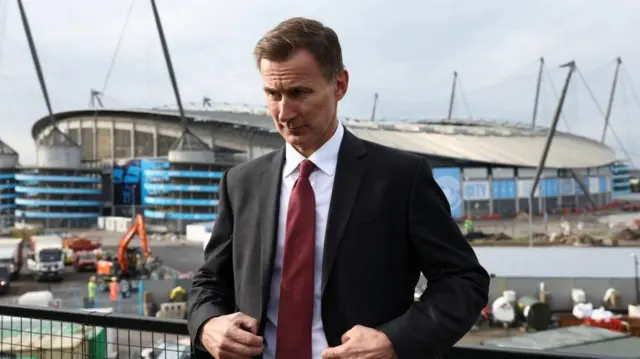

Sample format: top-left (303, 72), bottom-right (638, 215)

top-left (334, 69), bottom-right (349, 101)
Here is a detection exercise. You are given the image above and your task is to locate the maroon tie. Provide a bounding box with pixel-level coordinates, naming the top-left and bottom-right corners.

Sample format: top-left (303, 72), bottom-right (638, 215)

top-left (276, 159), bottom-right (316, 359)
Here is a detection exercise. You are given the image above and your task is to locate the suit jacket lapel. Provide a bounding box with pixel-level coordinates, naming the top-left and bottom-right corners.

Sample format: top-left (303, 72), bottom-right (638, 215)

top-left (321, 130), bottom-right (367, 294)
top-left (259, 148), bottom-right (285, 314)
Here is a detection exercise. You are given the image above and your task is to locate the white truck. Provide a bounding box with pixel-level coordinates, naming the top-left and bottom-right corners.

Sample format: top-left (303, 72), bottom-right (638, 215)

top-left (26, 235), bottom-right (65, 281)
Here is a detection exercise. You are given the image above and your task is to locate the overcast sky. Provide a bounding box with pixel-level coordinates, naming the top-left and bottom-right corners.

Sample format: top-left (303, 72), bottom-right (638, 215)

top-left (1, 0), bottom-right (639, 166)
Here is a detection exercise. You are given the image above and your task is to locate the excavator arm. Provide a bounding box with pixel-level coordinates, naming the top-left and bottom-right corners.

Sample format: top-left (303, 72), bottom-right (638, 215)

top-left (117, 214), bottom-right (151, 272)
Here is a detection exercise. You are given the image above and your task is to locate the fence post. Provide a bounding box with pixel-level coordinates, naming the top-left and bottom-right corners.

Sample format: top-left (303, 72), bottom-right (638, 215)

top-left (138, 280), bottom-right (145, 316)
top-left (75, 287), bottom-right (81, 308)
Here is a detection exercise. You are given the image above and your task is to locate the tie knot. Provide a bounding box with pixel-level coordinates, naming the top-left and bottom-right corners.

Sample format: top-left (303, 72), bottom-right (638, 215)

top-left (298, 160), bottom-right (316, 179)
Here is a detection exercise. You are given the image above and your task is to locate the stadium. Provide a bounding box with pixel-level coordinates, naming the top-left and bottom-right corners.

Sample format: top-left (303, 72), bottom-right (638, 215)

top-left (17, 106), bottom-right (630, 232)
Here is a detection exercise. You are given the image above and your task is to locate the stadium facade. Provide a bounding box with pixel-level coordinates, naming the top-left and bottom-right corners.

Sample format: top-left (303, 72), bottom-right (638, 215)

top-left (0, 140), bottom-right (19, 228)
top-left (25, 107), bottom-right (626, 232)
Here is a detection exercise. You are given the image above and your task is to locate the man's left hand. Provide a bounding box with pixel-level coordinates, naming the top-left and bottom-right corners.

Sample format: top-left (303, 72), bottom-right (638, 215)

top-left (321, 325), bottom-right (397, 359)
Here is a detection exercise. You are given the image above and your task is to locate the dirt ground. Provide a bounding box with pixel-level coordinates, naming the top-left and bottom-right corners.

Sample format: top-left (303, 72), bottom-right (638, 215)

top-left (460, 211), bottom-right (640, 247)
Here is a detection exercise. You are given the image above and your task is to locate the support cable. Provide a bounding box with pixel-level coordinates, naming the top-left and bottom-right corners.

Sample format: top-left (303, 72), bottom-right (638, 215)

top-left (463, 58), bottom-right (540, 96)
top-left (576, 66), bottom-right (633, 167)
top-left (621, 67), bottom-right (640, 113)
top-left (543, 68), bottom-right (572, 131)
top-left (101, 0), bottom-right (135, 94)
top-left (455, 78), bottom-right (475, 120)
top-left (0, 0), bottom-right (7, 65)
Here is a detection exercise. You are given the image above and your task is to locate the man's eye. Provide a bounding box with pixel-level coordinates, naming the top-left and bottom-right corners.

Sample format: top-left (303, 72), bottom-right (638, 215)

top-left (288, 89), bottom-right (308, 97)
top-left (267, 92), bottom-right (281, 100)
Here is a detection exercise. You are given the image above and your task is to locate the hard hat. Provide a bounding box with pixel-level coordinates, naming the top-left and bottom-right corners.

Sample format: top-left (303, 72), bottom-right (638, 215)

top-left (111, 277), bottom-right (117, 281)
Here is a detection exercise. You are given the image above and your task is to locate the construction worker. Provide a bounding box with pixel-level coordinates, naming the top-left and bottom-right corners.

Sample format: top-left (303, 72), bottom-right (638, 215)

top-left (109, 277), bottom-right (119, 302)
top-left (87, 276), bottom-right (97, 308)
top-left (169, 286), bottom-right (186, 302)
top-left (464, 218), bottom-right (475, 235)
top-left (119, 279), bottom-right (131, 299)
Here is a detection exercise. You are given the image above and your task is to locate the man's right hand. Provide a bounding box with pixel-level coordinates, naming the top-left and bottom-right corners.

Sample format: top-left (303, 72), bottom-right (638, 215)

top-left (200, 312), bottom-right (264, 359)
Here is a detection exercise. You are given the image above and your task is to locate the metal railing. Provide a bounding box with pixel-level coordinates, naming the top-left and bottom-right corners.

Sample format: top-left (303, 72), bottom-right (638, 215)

top-left (0, 304), bottom-right (187, 359)
top-left (0, 304), bottom-right (626, 359)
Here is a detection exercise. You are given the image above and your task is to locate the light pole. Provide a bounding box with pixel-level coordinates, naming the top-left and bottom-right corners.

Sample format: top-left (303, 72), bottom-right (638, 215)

top-left (131, 184), bottom-right (137, 218)
top-left (632, 253), bottom-right (639, 304)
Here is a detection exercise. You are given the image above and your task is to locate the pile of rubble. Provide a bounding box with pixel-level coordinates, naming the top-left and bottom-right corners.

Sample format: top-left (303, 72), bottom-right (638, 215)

top-left (549, 232), bottom-right (616, 247)
top-left (611, 228), bottom-right (640, 242)
top-left (532, 232), bottom-right (549, 241)
top-left (487, 232), bottom-right (512, 241)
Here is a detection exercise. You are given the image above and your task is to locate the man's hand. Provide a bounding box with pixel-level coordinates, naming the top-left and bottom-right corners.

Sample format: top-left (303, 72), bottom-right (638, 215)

top-left (200, 312), bottom-right (264, 359)
top-left (321, 325), bottom-right (397, 359)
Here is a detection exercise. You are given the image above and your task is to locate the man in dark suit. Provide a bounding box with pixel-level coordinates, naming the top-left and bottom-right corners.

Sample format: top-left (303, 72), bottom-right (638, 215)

top-left (188, 17), bottom-right (490, 359)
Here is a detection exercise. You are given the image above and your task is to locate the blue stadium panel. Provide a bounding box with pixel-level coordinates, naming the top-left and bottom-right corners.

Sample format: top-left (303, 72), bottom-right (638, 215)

top-left (15, 199), bottom-right (103, 206)
top-left (15, 168), bottom-right (103, 228)
top-left (0, 171), bottom-right (16, 225)
top-left (143, 197), bottom-right (219, 206)
top-left (143, 184), bottom-right (219, 193)
top-left (143, 210), bottom-right (217, 221)
top-left (144, 170), bottom-right (223, 180)
top-left (611, 162), bottom-right (632, 196)
top-left (139, 159), bottom-right (226, 231)
top-left (15, 174), bottom-right (101, 183)
top-left (15, 210), bottom-right (101, 219)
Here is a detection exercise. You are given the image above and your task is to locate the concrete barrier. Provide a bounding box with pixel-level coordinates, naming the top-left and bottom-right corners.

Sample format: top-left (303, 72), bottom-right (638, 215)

top-left (156, 302), bottom-right (187, 320)
top-left (136, 276), bottom-right (194, 316)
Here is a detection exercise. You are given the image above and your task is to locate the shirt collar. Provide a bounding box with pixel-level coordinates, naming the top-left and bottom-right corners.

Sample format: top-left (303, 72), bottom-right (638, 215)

top-left (283, 123), bottom-right (344, 178)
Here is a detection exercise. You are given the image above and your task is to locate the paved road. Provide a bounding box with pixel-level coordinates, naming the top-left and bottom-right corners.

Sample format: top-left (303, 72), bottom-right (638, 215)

top-left (3, 267), bottom-right (93, 300)
top-left (77, 230), bottom-right (205, 273)
top-left (152, 245), bottom-right (204, 273)
top-left (101, 245), bottom-right (204, 273)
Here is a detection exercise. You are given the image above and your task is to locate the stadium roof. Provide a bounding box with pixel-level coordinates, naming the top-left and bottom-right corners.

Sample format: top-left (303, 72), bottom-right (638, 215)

top-left (32, 107), bottom-right (617, 169)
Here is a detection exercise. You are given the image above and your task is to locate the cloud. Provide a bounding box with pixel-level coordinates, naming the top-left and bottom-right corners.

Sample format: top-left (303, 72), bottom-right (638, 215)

top-left (0, 0), bottom-right (639, 166)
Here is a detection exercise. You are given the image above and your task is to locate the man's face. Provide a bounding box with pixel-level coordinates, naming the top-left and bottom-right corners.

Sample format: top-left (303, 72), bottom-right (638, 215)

top-left (260, 49), bottom-right (348, 156)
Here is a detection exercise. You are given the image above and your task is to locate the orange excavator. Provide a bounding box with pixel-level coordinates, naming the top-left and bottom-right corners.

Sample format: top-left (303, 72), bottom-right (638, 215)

top-left (96, 214), bottom-right (162, 288)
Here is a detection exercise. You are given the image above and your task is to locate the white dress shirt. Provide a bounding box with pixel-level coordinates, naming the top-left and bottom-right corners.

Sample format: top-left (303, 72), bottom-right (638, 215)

top-left (263, 123), bottom-right (345, 359)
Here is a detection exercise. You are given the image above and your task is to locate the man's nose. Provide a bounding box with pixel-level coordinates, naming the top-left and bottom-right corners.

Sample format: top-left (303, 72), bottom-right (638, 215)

top-left (278, 100), bottom-right (297, 122)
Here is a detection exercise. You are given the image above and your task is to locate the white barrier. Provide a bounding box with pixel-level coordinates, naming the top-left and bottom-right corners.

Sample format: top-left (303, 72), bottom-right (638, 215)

top-left (185, 222), bottom-right (214, 248)
top-left (115, 218), bottom-right (131, 232)
top-left (102, 216), bottom-right (132, 233)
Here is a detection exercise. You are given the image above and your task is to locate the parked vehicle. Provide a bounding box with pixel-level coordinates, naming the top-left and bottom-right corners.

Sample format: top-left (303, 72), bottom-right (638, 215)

top-left (26, 235), bottom-right (65, 281)
top-left (0, 263), bottom-right (10, 294)
top-left (72, 251), bottom-right (98, 272)
top-left (0, 237), bottom-right (25, 280)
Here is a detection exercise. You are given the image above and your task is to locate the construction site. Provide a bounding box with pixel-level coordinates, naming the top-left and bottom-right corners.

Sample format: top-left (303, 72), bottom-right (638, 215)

top-left (0, 213), bottom-right (198, 323)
